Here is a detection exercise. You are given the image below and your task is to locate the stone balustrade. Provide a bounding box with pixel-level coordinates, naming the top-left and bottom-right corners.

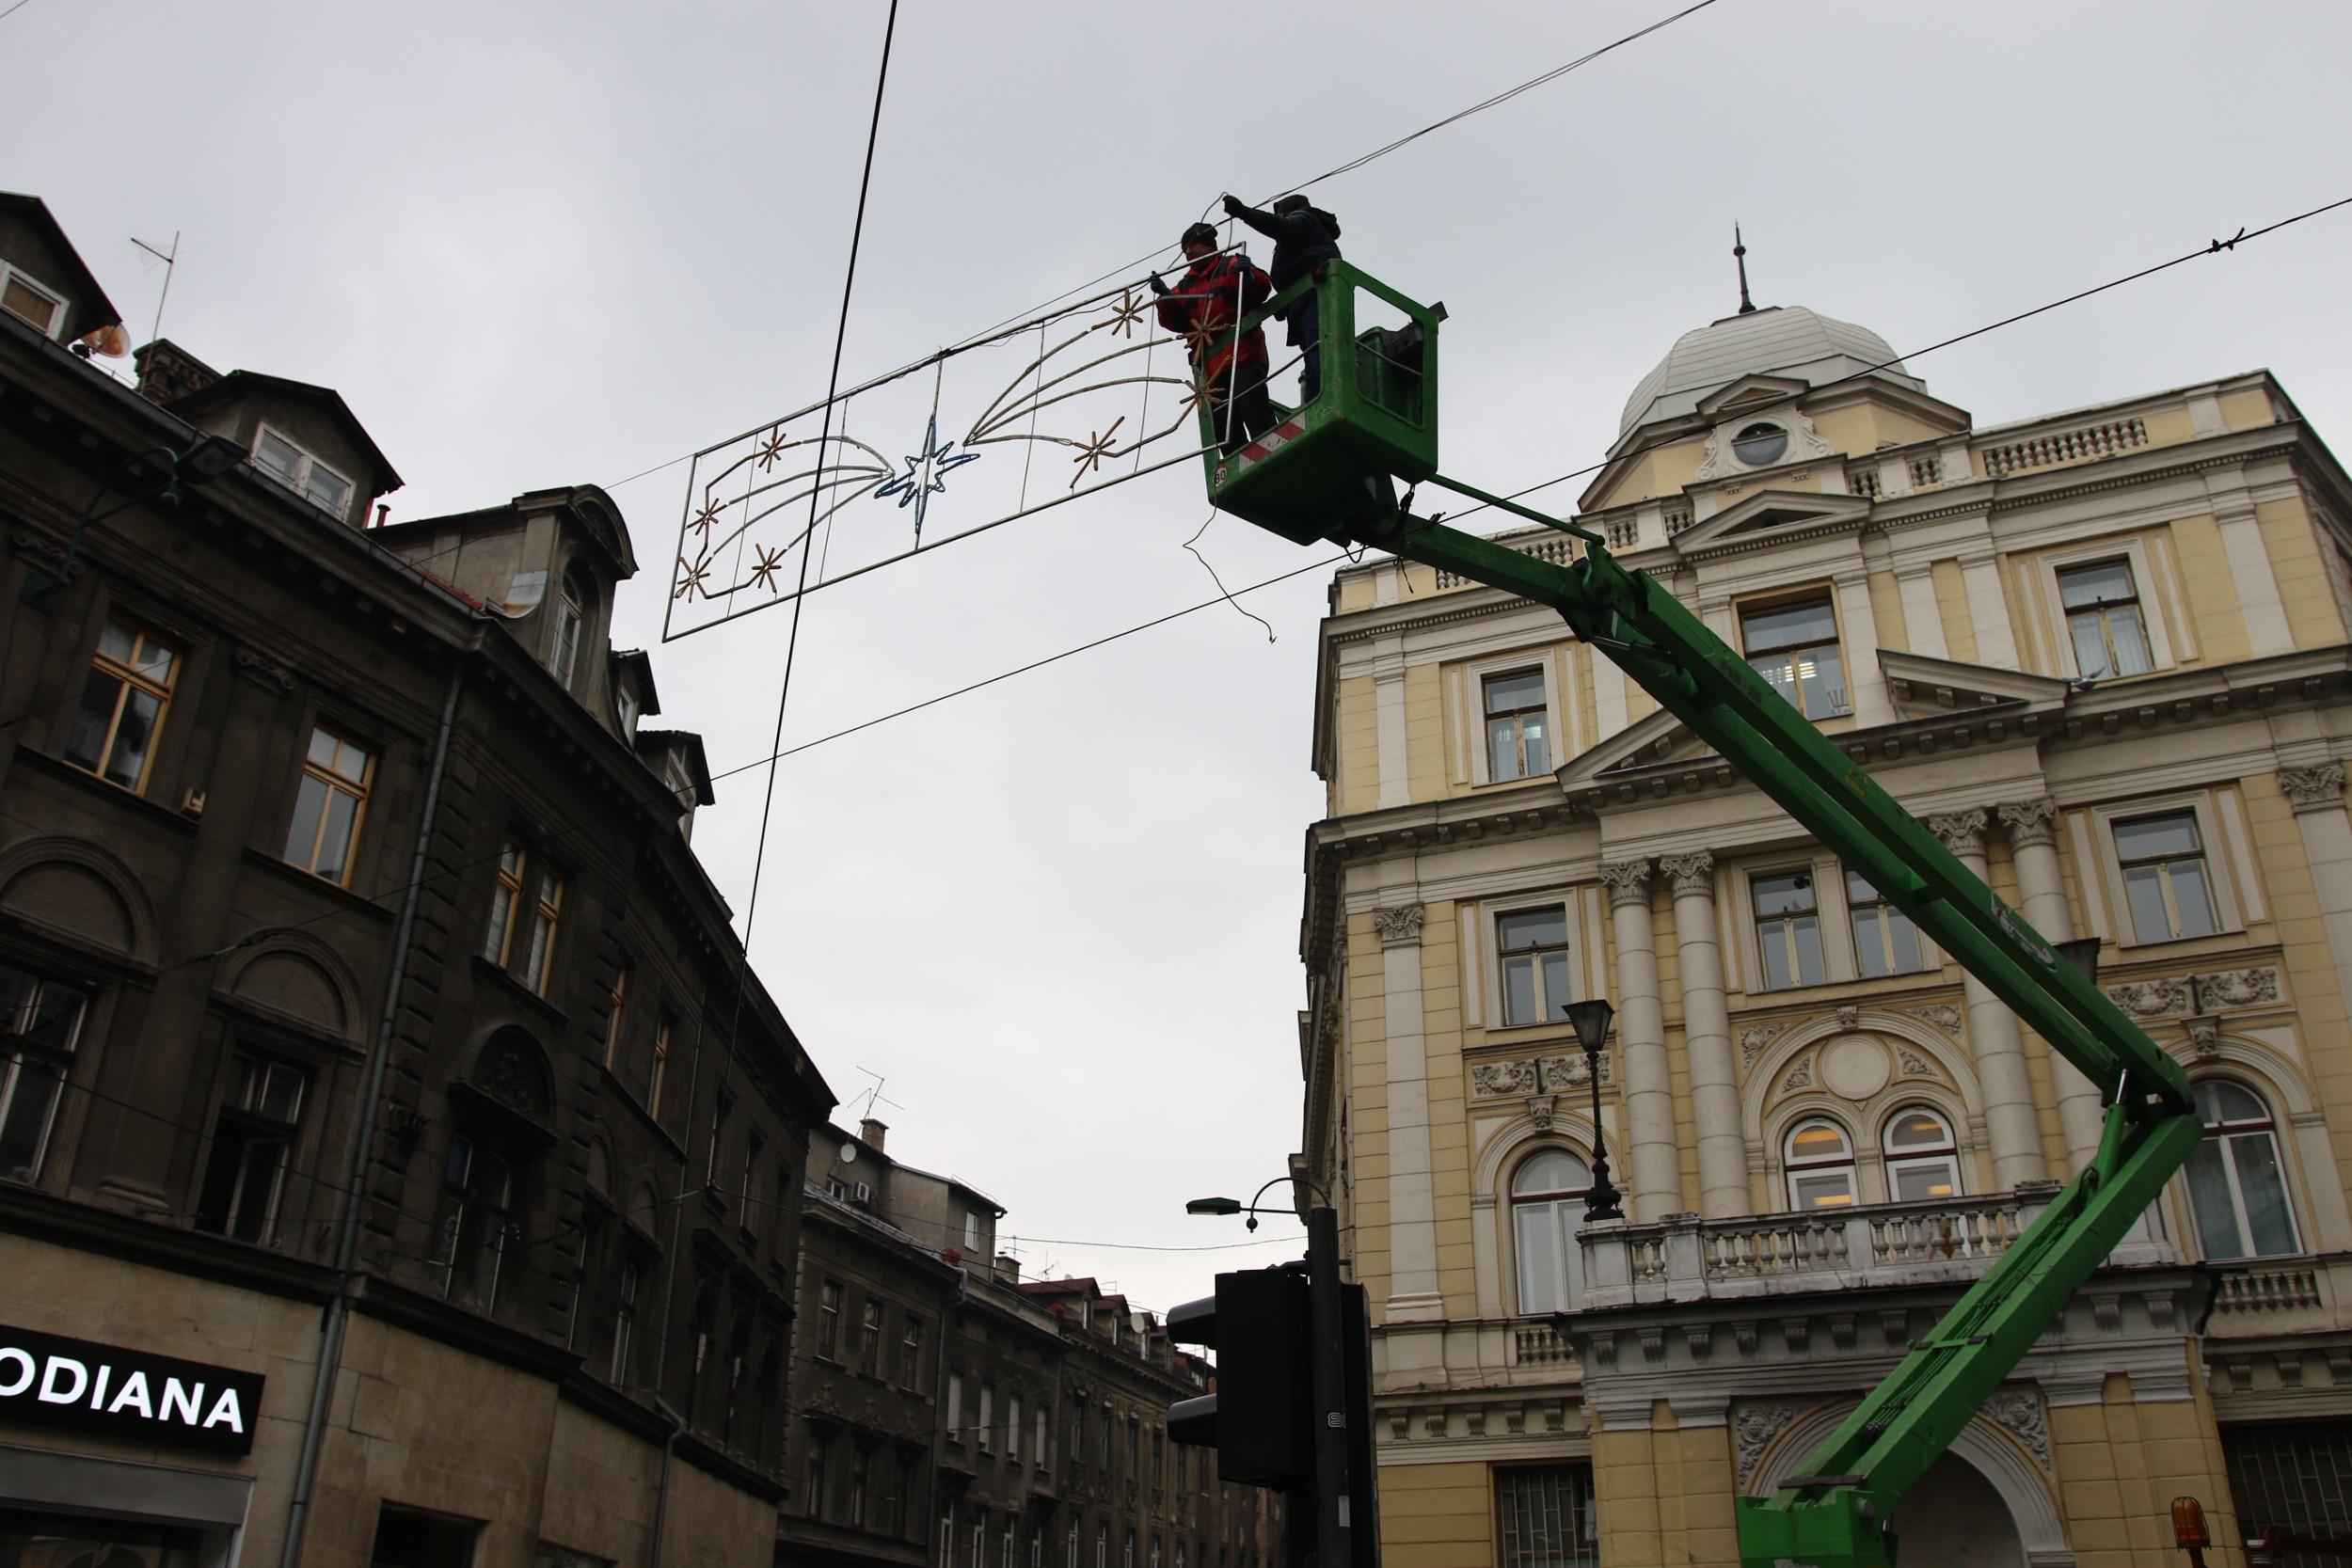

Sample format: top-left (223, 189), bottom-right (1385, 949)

top-left (1570, 1182), bottom-right (2178, 1310)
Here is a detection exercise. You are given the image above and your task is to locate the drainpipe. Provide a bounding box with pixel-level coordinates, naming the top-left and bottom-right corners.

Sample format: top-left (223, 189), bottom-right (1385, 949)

top-left (279, 646), bottom-right (469, 1568)
top-left (925, 1259), bottom-right (969, 1566)
top-left (650, 1396), bottom-right (687, 1568)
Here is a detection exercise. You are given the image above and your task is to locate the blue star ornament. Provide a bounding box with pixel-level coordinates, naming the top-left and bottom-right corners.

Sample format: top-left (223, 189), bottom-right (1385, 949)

top-left (872, 414), bottom-right (981, 542)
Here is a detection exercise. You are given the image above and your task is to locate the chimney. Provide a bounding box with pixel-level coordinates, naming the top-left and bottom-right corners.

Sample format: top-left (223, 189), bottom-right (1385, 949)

top-left (994, 1254), bottom-right (1021, 1283)
top-left (132, 339), bottom-right (221, 408)
top-left (858, 1117), bottom-right (887, 1151)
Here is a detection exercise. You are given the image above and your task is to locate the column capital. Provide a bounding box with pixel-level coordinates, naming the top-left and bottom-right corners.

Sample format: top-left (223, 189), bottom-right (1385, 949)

top-left (1373, 903), bottom-right (1426, 947)
top-left (1995, 797), bottom-right (2060, 849)
top-left (1597, 860), bottom-right (1654, 909)
top-left (1658, 852), bottom-right (1715, 897)
top-left (2280, 763), bottom-right (2347, 815)
top-left (1927, 809), bottom-right (1989, 858)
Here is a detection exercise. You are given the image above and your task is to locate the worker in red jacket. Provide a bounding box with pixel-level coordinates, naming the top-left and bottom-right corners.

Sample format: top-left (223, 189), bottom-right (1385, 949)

top-left (1150, 222), bottom-right (1276, 455)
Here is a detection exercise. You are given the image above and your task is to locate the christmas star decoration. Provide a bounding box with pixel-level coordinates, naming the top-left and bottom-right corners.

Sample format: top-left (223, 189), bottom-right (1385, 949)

top-left (1098, 288), bottom-right (1149, 339)
top-left (755, 429), bottom-right (791, 471)
top-left (674, 556), bottom-right (713, 601)
top-left (749, 544), bottom-right (788, 593)
top-left (691, 497), bottom-right (725, 540)
top-left (1182, 319), bottom-right (1225, 360)
top-left (1068, 416), bottom-right (1126, 489)
top-left (873, 413), bottom-right (981, 543)
top-left (1178, 374), bottom-right (1215, 420)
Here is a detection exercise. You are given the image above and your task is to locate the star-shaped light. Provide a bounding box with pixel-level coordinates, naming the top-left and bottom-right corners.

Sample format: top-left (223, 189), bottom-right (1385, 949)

top-left (1178, 373), bottom-right (1215, 420)
top-left (1182, 318), bottom-right (1225, 360)
top-left (1068, 416), bottom-right (1126, 490)
top-left (1098, 288), bottom-right (1149, 339)
top-left (755, 428), bottom-right (791, 471)
top-left (674, 556), bottom-right (713, 601)
top-left (872, 413), bottom-right (981, 543)
top-left (749, 544), bottom-right (788, 593)
top-left (691, 497), bottom-right (725, 540)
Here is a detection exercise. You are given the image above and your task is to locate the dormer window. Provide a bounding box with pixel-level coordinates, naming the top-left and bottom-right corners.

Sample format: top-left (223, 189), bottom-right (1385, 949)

top-left (1731, 421), bottom-right (1788, 467)
top-left (0, 263), bottom-right (66, 338)
top-left (550, 570), bottom-right (588, 688)
top-left (252, 425), bottom-right (354, 516)
top-left (616, 683), bottom-right (642, 740)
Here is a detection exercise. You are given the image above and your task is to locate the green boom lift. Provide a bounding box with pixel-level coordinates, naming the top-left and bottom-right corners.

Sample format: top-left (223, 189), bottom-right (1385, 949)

top-left (1196, 261), bottom-right (2203, 1568)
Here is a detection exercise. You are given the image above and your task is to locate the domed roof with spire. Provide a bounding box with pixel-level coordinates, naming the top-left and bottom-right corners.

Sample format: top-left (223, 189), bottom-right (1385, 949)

top-left (1615, 230), bottom-right (1923, 441)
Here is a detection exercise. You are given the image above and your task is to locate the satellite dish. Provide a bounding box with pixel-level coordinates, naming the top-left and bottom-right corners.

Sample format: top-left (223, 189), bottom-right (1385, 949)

top-left (837, 1141), bottom-right (859, 1164)
top-left (75, 324), bottom-right (130, 358)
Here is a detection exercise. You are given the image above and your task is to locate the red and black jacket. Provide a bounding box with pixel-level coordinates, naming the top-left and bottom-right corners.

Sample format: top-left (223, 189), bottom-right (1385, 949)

top-left (1154, 252), bottom-right (1270, 385)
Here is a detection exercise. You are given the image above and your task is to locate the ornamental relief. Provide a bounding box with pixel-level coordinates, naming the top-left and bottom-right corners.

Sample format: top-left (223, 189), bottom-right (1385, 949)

top-left (2105, 966), bottom-right (2280, 1018)
top-left (1470, 1051), bottom-right (1613, 1099)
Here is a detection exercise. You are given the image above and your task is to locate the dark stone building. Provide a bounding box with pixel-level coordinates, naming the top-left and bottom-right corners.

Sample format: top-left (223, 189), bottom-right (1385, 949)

top-left (0, 190), bottom-right (832, 1567)
top-left (781, 1119), bottom-right (1282, 1568)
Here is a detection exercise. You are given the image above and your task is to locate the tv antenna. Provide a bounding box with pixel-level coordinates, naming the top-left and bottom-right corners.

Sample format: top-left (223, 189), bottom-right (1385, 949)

top-left (850, 1065), bottom-right (904, 1122)
top-left (131, 231), bottom-right (179, 343)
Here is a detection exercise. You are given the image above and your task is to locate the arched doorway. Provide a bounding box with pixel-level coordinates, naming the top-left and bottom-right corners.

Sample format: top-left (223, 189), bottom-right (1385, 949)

top-left (1889, 1451), bottom-right (2026, 1568)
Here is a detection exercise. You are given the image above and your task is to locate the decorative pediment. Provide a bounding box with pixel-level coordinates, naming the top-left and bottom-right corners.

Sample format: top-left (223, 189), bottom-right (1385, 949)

top-left (1696, 374), bottom-right (1811, 420)
top-left (1671, 489), bottom-right (1871, 555)
top-left (1878, 649), bottom-right (2069, 721)
top-left (1557, 705), bottom-right (1714, 792)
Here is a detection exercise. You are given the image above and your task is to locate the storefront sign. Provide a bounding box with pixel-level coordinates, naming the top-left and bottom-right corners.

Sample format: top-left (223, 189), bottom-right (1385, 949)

top-left (0, 1323), bottom-right (265, 1455)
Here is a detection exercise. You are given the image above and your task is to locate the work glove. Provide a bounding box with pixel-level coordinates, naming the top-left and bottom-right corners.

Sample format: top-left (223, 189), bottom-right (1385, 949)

top-left (1147, 273), bottom-right (1169, 296)
top-left (1221, 194), bottom-right (1246, 217)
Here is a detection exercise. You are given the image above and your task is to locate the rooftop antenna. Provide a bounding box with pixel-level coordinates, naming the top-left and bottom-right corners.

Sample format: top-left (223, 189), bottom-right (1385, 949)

top-left (131, 231), bottom-right (179, 343)
top-left (1733, 222), bottom-right (1756, 315)
top-left (850, 1065), bottom-right (904, 1122)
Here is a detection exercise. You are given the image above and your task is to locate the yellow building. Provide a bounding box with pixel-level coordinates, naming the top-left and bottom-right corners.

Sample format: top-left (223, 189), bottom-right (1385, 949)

top-left (1295, 295), bottom-right (2352, 1567)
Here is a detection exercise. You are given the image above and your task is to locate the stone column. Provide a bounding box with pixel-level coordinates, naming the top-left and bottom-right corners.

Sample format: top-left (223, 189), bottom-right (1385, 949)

top-left (1374, 902), bottom-right (1443, 1323)
top-left (1661, 852), bottom-right (1745, 1217)
top-left (1998, 798), bottom-right (2105, 1172)
top-left (1600, 861), bottom-right (1680, 1221)
top-left (1835, 571), bottom-right (1892, 727)
top-left (1958, 548), bottom-right (2019, 670)
top-left (1929, 810), bottom-right (2046, 1187)
top-left (2280, 763), bottom-right (2352, 1050)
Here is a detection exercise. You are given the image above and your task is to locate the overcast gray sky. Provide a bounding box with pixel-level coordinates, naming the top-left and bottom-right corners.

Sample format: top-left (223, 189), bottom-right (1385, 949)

top-left (10, 0), bottom-right (2352, 1313)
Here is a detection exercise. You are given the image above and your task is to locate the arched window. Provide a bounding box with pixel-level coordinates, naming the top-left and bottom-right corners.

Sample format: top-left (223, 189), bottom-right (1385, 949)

top-left (550, 567), bottom-right (589, 688)
top-left (1883, 1106), bottom-right (1963, 1202)
top-left (2187, 1080), bottom-right (2300, 1259)
top-left (1784, 1117), bottom-right (1856, 1210)
top-left (1510, 1148), bottom-right (1592, 1314)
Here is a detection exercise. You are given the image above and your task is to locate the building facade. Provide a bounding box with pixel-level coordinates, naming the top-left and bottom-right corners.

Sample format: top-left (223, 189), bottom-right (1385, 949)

top-left (782, 1118), bottom-right (1282, 1568)
top-left (1296, 293), bottom-right (2352, 1565)
top-left (0, 192), bottom-right (833, 1567)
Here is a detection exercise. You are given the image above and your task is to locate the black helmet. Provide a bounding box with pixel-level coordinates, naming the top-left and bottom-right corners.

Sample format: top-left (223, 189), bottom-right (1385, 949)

top-left (1181, 222), bottom-right (1219, 249)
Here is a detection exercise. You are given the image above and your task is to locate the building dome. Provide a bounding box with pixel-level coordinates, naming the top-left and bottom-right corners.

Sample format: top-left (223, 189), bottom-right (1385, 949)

top-left (1617, 305), bottom-right (1922, 438)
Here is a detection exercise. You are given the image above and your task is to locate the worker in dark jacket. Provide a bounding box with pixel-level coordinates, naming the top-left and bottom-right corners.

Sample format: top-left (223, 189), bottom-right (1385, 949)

top-left (1222, 193), bottom-right (1342, 402)
top-left (1150, 221), bottom-right (1275, 454)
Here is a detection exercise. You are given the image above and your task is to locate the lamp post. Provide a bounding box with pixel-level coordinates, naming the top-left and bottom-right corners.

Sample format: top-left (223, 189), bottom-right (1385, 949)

top-left (21, 435), bottom-right (246, 610)
top-left (1561, 999), bottom-right (1623, 1221)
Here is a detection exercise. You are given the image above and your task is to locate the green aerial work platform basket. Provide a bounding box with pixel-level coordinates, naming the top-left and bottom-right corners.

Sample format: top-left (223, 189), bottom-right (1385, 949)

top-left (1196, 261), bottom-right (1443, 546)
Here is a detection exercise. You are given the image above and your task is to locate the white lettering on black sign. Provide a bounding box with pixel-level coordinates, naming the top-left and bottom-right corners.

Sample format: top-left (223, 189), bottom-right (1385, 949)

top-left (0, 1323), bottom-right (264, 1454)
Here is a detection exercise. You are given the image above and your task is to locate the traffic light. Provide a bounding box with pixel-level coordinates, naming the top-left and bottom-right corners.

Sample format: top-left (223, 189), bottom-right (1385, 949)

top-left (1166, 1266), bottom-right (1313, 1488)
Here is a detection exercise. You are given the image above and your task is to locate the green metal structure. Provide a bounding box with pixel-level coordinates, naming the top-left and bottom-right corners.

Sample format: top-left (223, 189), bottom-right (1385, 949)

top-left (1199, 265), bottom-right (2204, 1568)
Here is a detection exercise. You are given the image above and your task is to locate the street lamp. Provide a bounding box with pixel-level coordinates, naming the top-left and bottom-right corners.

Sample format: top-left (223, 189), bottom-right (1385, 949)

top-left (21, 435), bottom-right (247, 610)
top-left (1561, 998), bottom-right (1624, 1221)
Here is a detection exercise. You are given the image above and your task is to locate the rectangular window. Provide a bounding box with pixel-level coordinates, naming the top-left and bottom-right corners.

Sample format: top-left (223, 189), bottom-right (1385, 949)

top-left (371, 1504), bottom-right (481, 1568)
top-left (1036, 1403), bottom-right (1048, 1471)
top-left (1009, 1393), bottom-right (1024, 1463)
top-left (0, 962), bottom-right (87, 1182)
top-left (947, 1372), bottom-right (964, 1444)
top-left (283, 725), bottom-right (374, 884)
top-left (521, 864), bottom-right (564, 994)
top-left (649, 1014), bottom-right (674, 1117)
top-left (978, 1384), bottom-right (995, 1453)
top-left (849, 1447), bottom-right (870, 1528)
top-left (0, 264), bottom-right (65, 337)
top-left (64, 619), bottom-right (178, 794)
top-left (818, 1279), bottom-right (842, 1358)
top-left (1497, 906), bottom-right (1572, 1027)
top-left (806, 1437), bottom-right (829, 1521)
top-left (1495, 1465), bottom-right (1597, 1568)
top-left (195, 1051), bottom-right (308, 1243)
top-left (1753, 869), bottom-right (1825, 990)
top-left (433, 1133), bottom-right (516, 1310)
top-left (898, 1315), bottom-right (925, 1388)
top-left (742, 1129), bottom-right (764, 1238)
top-left (859, 1298), bottom-right (883, 1375)
top-left (964, 1210), bottom-right (981, 1251)
top-left (2223, 1422), bottom-right (2352, 1558)
top-left (1742, 597), bottom-right (1848, 719)
top-left (485, 838), bottom-right (525, 963)
top-left (251, 424), bottom-right (354, 517)
top-left (2116, 811), bottom-right (2220, 942)
top-left (603, 965), bottom-right (629, 1070)
top-left (707, 1088), bottom-right (732, 1190)
top-left (611, 1259), bottom-right (640, 1384)
top-left (2059, 558), bottom-right (2153, 679)
top-left (1483, 668), bottom-right (1551, 782)
top-left (1844, 868), bottom-right (1925, 978)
